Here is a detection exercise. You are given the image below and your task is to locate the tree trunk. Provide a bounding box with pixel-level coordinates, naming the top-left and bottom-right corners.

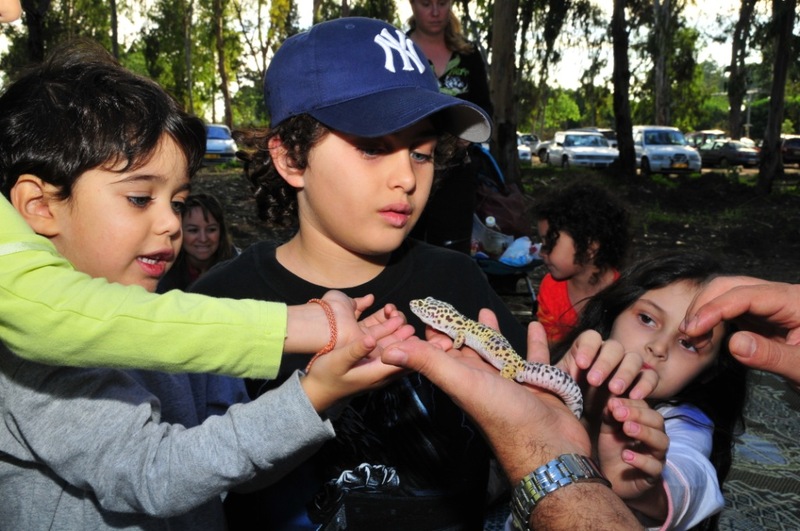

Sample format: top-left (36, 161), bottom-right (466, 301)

top-left (653, 0), bottom-right (670, 125)
top-left (612, 0), bottom-right (636, 180)
top-left (758, 0), bottom-right (796, 195)
top-left (728, 0), bottom-right (756, 139)
top-left (21, 0), bottom-right (49, 62)
top-left (213, 0), bottom-right (232, 128)
top-left (490, 0), bottom-right (521, 188)
top-left (110, 0), bottom-right (119, 59)
top-left (184, 0), bottom-right (194, 113)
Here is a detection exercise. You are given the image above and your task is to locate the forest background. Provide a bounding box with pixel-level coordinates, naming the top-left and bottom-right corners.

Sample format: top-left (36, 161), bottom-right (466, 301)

top-left (1, 0), bottom-right (798, 192)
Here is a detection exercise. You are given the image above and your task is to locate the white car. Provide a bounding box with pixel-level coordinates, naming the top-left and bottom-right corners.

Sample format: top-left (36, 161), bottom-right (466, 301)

top-left (517, 137), bottom-right (532, 162)
top-left (633, 126), bottom-right (701, 176)
top-left (546, 131), bottom-right (619, 168)
top-left (534, 140), bottom-right (553, 162)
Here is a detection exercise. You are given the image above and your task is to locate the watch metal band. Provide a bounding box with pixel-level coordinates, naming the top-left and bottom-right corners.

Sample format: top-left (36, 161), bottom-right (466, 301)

top-left (510, 454), bottom-right (611, 531)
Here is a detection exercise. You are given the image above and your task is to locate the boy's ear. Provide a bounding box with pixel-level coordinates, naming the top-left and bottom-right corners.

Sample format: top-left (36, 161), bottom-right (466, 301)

top-left (268, 136), bottom-right (305, 189)
top-left (9, 175), bottom-right (62, 237)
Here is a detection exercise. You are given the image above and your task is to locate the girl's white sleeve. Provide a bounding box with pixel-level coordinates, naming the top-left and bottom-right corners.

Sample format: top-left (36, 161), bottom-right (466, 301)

top-left (650, 404), bottom-right (725, 531)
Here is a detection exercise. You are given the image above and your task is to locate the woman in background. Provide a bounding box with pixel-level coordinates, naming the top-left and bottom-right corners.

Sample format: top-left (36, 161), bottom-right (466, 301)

top-left (408, 0), bottom-right (492, 254)
top-left (159, 193), bottom-right (237, 292)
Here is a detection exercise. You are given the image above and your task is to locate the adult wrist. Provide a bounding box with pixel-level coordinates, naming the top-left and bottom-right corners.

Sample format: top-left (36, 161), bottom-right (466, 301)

top-left (510, 454), bottom-right (610, 531)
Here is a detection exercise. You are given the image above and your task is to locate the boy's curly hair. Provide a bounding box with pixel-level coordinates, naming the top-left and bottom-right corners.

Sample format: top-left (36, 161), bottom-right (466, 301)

top-left (234, 114), bottom-right (462, 227)
top-left (535, 181), bottom-right (630, 273)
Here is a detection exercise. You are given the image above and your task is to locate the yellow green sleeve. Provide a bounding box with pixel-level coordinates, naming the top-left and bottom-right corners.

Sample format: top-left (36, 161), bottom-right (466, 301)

top-left (0, 195), bottom-right (285, 378)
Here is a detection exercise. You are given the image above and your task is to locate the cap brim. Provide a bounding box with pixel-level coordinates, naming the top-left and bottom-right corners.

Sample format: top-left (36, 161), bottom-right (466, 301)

top-left (308, 87), bottom-right (491, 143)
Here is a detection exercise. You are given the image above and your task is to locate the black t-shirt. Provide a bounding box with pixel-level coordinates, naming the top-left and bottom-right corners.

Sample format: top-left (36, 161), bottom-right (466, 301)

top-left (192, 239), bottom-right (525, 530)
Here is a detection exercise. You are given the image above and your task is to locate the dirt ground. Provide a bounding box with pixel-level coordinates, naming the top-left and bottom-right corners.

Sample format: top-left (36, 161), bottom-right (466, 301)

top-left (192, 164), bottom-right (800, 285)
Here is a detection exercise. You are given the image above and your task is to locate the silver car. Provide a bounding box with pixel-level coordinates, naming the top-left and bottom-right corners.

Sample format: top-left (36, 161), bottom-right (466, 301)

top-left (204, 124), bottom-right (237, 164)
top-left (546, 131), bottom-right (619, 168)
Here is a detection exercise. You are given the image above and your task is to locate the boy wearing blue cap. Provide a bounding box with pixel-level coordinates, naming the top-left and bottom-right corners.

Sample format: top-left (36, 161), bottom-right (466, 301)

top-left (192, 17), bottom-right (526, 530)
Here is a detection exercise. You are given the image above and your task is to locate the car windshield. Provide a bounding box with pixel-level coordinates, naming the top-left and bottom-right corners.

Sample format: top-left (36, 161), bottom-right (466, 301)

top-left (784, 138), bottom-right (800, 148)
top-left (206, 126), bottom-right (231, 140)
top-left (644, 130), bottom-right (687, 146)
top-left (565, 135), bottom-right (607, 147)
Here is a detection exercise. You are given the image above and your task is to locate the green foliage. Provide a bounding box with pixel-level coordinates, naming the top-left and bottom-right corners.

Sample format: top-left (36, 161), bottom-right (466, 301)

top-left (232, 73), bottom-right (269, 125)
top-left (542, 89), bottom-right (581, 132)
top-left (1, 0), bottom-right (112, 70)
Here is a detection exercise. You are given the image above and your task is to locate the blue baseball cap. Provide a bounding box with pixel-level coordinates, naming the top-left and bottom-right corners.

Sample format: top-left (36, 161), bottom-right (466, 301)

top-left (264, 17), bottom-right (491, 142)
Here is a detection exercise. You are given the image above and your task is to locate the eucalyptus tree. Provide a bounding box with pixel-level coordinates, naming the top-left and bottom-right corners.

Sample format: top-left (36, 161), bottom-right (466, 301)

top-left (490, 0), bottom-right (521, 186)
top-left (728, 0), bottom-right (759, 138)
top-left (612, 0), bottom-right (636, 180)
top-left (230, 0), bottom-right (298, 124)
top-left (211, 0), bottom-right (232, 127)
top-left (758, 0), bottom-right (796, 194)
top-left (143, 0), bottom-right (220, 116)
top-left (200, 0), bottom-right (246, 127)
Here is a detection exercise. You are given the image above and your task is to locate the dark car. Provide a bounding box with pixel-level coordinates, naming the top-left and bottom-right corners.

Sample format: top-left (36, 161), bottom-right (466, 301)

top-left (698, 139), bottom-right (759, 168)
top-left (782, 136), bottom-right (800, 166)
top-left (204, 124), bottom-right (237, 163)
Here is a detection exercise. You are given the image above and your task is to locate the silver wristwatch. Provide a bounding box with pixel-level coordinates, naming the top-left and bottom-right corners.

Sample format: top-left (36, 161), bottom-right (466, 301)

top-left (510, 454), bottom-right (611, 531)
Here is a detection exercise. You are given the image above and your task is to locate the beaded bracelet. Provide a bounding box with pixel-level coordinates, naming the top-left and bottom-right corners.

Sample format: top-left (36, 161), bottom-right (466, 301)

top-left (304, 298), bottom-right (338, 373)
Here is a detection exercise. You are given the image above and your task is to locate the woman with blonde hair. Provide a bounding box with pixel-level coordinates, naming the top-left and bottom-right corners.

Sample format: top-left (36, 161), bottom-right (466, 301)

top-left (407, 0), bottom-right (493, 254)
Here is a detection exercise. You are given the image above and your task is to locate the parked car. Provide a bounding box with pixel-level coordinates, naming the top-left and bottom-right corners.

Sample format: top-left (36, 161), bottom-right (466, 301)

top-left (204, 124), bottom-right (237, 163)
top-left (739, 137), bottom-right (758, 150)
top-left (781, 135), bottom-right (800, 167)
top-left (517, 132), bottom-right (538, 147)
top-left (534, 140), bottom-right (553, 162)
top-left (546, 130), bottom-right (619, 168)
top-left (570, 127), bottom-right (618, 148)
top-left (685, 129), bottom-right (727, 148)
top-left (698, 139), bottom-right (759, 168)
top-left (517, 135), bottom-right (532, 162)
top-left (633, 125), bottom-right (701, 176)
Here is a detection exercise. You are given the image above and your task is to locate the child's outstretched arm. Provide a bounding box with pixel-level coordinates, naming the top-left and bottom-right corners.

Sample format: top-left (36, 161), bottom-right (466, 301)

top-left (1, 196), bottom-right (383, 377)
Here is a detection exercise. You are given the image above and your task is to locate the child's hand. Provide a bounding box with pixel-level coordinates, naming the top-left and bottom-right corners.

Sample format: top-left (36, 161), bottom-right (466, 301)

top-left (321, 291), bottom-right (407, 348)
top-left (556, 330), bottom-right (658, 400)
top-left (596, 397), bottom-right (668, 519)
top-left (300, 310), bottom-right (414, 412)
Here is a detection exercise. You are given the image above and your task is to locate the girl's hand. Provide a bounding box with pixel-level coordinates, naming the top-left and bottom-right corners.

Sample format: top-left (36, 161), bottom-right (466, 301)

top-left (321, 291), bottom-right (407, 349)
top-left (557, 330), bottom-right (658, 400)
top-left (596, 397), bottom-right (668, 519)
top-left (300, 310), bottom-right (414, 412)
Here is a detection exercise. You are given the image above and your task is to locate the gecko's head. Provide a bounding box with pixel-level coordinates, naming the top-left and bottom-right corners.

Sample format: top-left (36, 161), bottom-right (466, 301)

top-left (409, 297), bottom-right (456, 321)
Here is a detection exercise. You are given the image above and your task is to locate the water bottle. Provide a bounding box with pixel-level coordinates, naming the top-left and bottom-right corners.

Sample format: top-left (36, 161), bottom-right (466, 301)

top-left (482, 216), bottom-right (513, 257)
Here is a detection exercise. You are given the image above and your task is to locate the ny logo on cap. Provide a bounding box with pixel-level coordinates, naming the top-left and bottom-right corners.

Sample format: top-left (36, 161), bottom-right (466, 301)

top-left (374, 29), bottom-right (426, 75)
